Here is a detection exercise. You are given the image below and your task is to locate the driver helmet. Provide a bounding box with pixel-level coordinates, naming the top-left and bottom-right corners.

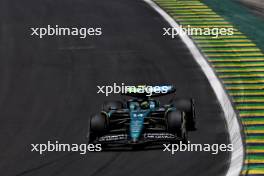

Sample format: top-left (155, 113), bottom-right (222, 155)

top-left (141, 101), bottom-right (149, 109)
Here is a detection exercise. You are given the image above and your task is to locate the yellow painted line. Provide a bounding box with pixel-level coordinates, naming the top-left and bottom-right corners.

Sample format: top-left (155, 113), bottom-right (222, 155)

top-left (207, 53), bottom-right (263, 57)
top-left (165, 3), bottom-right (208, 5)
top-left (211, 58), bottom-right (264, 62)
top-left (164, 6), bottom-right (210, 9)
top-left (217, 69), bottom-right (264, 72)
top-left (157, 2), bottom-right (204, 5)
top-left (160, 2), bottom-right (204, 4)
top-left (245, 159), bottom-right (264, 164)
top-left (214, 63), bottom-right (264, 67)
top-left (246, 149), bottom-right (264, 153)
top-left (181, 22), bottom-right (231, 25)
top-left (240, 113), bottom-right (264, 117)
top-left (174, 15), bottom-right (222, 18)
top-left (228, 85), bottom-right (264, 90)
top-left (167, 8), bottom-right (213, 11)
top-left (169, 10), bottom-right (214, 14)
top-left (157, 0), bottom-right (203, 2)
top-left (197, 40), bottom-right (251, 43)
top-left (166, 9), bottom-right (213, 12)
top-left (246, 148), bottom-right (264, 152)
top-left (200, 44), bottom-right (256, 47)
top-left (233, 93), bottom-right (264, 96)
top-left (219, 74), bottom-right (264, 78)
top-left (155, 0), bottom-right (206, 3)
top-left (241, 170), bottom-right (264, 175)
top-left (193, 36), bottom-right (248, 39)
top-left (246, 139), bottom-right (264, 143)
top-left (244, 121), bottom-right (264, 125)
top-left (177, 18), bottom-right (225, 21)
top-left (203, 46), bottom-right (256, 49)
top-left (208, 50), bottom-right (261, 53)
top-left (224, 80), bottom-right (264, 84)
top-left (234, 99), bottom-right (264, 102)
top-left (233, 92), bottom-right (264, 96)
top-left (170, 12), bottom-right (216, 15)
top-left (246, 130), bottom-right (264, 134)
top-left (158, 2), bottom-right (204, 5)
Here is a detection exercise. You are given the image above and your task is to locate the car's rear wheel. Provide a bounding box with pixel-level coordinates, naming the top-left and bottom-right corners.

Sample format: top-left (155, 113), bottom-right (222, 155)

top-left (102, 101), bottom-right (123, 111)
top-left (173, 98), bottom-right (196, 131)
top-left (166, 110), bottom-right (187, 143)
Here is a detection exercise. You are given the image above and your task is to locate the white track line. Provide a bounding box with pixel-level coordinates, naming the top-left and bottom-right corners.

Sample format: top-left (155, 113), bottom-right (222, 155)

top-left (143, 0), bottom-right (244, 176)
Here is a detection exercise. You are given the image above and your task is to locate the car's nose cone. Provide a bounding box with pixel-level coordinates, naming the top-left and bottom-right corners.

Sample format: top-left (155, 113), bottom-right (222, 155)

top-left (130, 111), bottom-right (145, 140)
top-left (131, 138), bottom-right (138, 143)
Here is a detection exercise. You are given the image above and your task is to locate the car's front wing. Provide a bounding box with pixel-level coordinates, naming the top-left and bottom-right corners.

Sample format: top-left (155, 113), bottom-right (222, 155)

top-left (94, 133), bottom-right (182, 145)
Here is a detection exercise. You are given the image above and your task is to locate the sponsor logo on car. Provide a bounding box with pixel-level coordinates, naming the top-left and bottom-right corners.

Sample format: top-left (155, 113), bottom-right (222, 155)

top-left (144, 133), bottom-right (176, 139)
top-left (99, 134), bottom-right (128, 141)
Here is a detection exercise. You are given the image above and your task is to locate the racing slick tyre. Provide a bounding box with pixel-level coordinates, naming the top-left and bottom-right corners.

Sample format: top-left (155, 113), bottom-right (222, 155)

top-left (166, 110), bottom-right (187, 143)
top-left (173, 98), bottom-right (196, 131)
top-left (86, 120), bottom-right (95, 144)
top-left (87, 113), bottom-right (108, 143)
top-left (102, 101), bottom-right (123, 111)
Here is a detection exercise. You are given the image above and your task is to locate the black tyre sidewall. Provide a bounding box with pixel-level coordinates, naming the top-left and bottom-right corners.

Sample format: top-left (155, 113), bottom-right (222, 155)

top-left (90, 113), bottom-right (107, 133)
top-left (166, 110), bottom-right (187, 140)
top-left (174, 98), bottom-right (196, 130)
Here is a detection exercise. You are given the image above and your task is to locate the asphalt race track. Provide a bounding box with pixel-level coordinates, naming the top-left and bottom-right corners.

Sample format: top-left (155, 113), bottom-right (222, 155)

top-left (0, 0), bottom-right (231, 175)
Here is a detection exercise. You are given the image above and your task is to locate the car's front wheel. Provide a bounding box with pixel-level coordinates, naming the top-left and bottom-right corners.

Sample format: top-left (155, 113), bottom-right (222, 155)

top-left (87, 113), bottom-right (108, 143)
top-left (166, 110), bottom-right (187, 143)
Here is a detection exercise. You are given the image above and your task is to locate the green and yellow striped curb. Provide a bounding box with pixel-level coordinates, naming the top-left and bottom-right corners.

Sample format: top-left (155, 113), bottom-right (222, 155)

top-left (153, 0), bottom-right (264, 175)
